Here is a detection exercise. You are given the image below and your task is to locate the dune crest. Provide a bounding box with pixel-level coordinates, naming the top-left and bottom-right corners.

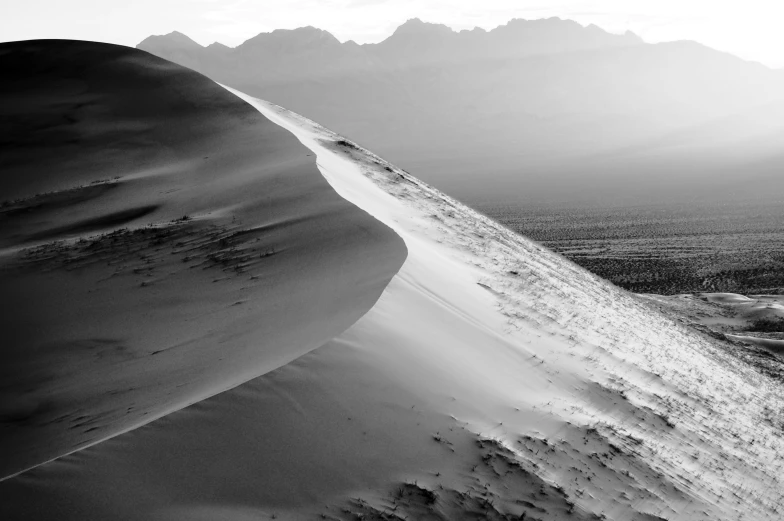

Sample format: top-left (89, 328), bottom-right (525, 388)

top-left (237, 89), bottom-right (784, 520)
top-left (3, 84), bottom-right (782, 520)
top-left (0, 41), bottom-right (406, 480)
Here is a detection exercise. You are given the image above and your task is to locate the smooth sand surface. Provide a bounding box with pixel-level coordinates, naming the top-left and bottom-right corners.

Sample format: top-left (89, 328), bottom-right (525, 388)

top-left (2, 86), bottom-right (783, 520)
top-left (0, 42), bottom-right (405, 479)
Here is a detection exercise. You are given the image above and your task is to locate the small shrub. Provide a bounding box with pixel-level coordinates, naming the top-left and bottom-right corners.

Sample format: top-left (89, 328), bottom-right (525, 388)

top-left (747, 317), bottom-right (784, 333)
top-left (335, 139), bottom-right (359, 150)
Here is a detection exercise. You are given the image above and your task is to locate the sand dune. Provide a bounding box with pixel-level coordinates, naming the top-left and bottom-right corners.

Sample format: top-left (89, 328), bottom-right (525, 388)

top-left (0, 41), bottom-right (405, 480)
top-left (2, 80), bottom-right (783, 520)
top-left (641, 293), bottom-right (784, 358)
top-left (724, 334), bottom-right (784, 355)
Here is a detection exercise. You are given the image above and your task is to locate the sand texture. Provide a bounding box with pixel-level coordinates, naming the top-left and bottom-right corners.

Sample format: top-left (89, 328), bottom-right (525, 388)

top-left (2, 45), bottom-right (783, 521)
top-left (0, 41), bottom-right (406, 480)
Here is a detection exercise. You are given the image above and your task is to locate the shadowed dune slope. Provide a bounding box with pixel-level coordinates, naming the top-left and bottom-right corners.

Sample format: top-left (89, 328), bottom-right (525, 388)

top-left (0, 41), bottom-right (406, 479)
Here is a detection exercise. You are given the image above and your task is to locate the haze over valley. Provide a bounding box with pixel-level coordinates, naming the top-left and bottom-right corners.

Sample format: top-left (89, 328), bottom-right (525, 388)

top-left (138, 17), bottom-right (784, 296)
top-left (139, 18), bottom-right (784, 206)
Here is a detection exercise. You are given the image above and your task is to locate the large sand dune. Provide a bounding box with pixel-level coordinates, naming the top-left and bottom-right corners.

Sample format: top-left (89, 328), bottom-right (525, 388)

top-left (2, 74), bottom-right (783, 519)
top-left (0, 41), bottom-right (405, 480)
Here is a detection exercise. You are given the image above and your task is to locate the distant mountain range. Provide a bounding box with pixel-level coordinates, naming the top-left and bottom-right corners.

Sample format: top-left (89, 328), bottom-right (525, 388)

top-left (139, 18), bottom-right (644, 75)
top-left (138, 18), bottom-right (784, 206)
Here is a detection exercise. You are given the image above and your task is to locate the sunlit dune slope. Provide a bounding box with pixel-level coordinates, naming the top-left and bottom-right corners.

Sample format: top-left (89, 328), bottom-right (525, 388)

top-left (0, 41), bottom-right (406, 479)
top-left (2, 84), bottom-right (783, 520)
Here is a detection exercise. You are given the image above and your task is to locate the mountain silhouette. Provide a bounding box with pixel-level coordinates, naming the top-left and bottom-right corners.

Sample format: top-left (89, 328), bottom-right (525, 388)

top-left (136, 31), bottom-right (204, 70)
top-left (367, 17), bottom-right (643, 67)
top-left (138, 18), bottom-right (784, 205)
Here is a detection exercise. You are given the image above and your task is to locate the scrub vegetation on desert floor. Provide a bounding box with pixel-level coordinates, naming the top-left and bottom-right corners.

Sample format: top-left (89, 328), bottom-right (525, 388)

top-left (480, 201), bottom-right (784, 296)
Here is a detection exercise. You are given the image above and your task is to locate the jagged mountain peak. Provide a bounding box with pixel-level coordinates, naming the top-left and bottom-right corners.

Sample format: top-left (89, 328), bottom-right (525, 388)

top-left (459, 26), bottom-right (488, 35)
top-left (392, 18), bottom-right (454, 36)
top-left (137, 17), bottom-right (644, 61)
top-left (494, 17), bottom-right (641, 42)
top-left (138, 30), bottom-right (203, 49)
top-left (239, 25), bottom-right (341, 52)
top-left (505, 16), bottom-right (571, 26)
top-left (623, 29), bottom-right (644, 42)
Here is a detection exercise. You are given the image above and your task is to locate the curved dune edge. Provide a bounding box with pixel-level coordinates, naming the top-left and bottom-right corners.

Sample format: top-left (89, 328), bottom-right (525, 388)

top-left (0, 41), bottom-right (406, 481)
top-left (232, 88), bottom-right (784, 519)
top-left (2, 86), bottom-right (784, 520)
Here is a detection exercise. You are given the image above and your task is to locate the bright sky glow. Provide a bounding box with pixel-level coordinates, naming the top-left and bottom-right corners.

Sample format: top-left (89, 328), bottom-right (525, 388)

top-left (3, 0), bottom-right (784, 67)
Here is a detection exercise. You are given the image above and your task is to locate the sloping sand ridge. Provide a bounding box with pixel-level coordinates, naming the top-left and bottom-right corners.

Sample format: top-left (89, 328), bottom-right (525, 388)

top-left (0, 41), bottom-right (405, 480)
top-left (1, 44), bottom-right (784, 520)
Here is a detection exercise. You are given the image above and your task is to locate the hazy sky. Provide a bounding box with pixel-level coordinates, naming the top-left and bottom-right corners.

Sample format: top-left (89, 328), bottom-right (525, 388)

top-left (3, 0), bottom-right (784, 67)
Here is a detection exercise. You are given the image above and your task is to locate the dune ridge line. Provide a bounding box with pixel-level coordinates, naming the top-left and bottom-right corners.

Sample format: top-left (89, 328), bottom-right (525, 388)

top-left (224, 84), bottom-right (784, 519)
top-left (0, 40), bottom-right (407, 481)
